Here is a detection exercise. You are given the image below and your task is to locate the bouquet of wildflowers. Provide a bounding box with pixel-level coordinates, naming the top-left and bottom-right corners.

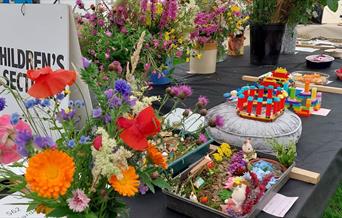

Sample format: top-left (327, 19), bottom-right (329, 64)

top-left (225, 3), bottom-right (250, 37)
top-left (0, 32), bottom-right (223, 217)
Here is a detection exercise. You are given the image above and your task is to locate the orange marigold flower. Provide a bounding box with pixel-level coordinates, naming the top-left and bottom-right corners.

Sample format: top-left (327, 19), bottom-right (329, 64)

top-left (147, 144), bottom-right (168, 169)
top-left (25, 149), bottom-right (75, 199)
top-left (109, 166), bottom-right (139, 197)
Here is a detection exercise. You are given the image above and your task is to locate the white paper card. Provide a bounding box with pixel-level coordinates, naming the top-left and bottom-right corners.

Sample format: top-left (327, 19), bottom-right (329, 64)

top-left (312, 108), bottom-right (331, 116)
top-left (295, 47), bottom-right (319, 53)
top-left (263, 193), bottom-right (298, 217)
top-left (164, 108), bottom-right (205, 133)
top-left (0, 192), bottom-right (44, 218)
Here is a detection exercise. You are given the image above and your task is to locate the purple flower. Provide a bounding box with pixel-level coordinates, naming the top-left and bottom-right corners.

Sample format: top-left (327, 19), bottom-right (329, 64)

top-left (228, 151), bottom-right (247, 176)
top-left (114, 79), bottom-right (131, 96)
top-left (198, 133), bottom-right (208, 143)
top-left (104, 114), bottom-right (112, 124)
top-left (79, 135), bottom-right (90, 144)
top-left (34, 136), bottom-right (55, 149)
top-left (108, 95), bottom-right (122, 108)
top-left (82, 57), bottom-right (91, 69)
top-left (0, 97), bottom-right (6, 111)
top-left (140, 0), bottom-right (148, 12)
top-left (67, 189), bottom-right (90, 212)
top-left (15, 130), bottom-right (32, 157)
top-left (123, 95), bottom-right (136, 107)
top-left (178, 85), bottom-right (192, 98)
top-left (197, 96), bottom-right (209, 108)
top-left (214, 115), bottom-right (224, 128)
top-left (92, 107), bottom-right (102, 118)
top-left (139, 182), bottom-right (149, 195)
top-left (97, 19), bottom-right (105, 27)
top-left (150, 0), bottom-right (157, 20)
top-left (104, 89), bottom-right (114, 99)
top-left (58, 109), bottom-right (76, 121)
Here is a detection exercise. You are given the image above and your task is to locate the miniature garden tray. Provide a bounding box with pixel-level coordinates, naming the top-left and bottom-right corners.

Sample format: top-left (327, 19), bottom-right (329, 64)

top-left (167, 137), bottom-right (213, 176)
top-left (164, 147), bottom-right (295, 218)
top-left (291, 71), bottom-right (330, 85)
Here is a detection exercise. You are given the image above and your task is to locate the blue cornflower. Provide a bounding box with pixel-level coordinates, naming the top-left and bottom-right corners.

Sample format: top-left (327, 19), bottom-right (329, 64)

top-left (34, 99), bottom-right (41, 105)
top-left (40, 99), bottom-right (51, 107)
top-left (10, 113), bottom-right (20, 125)
top-left (33, 136), bottom-right (55, 149)
top-left (15, 130), bottom-right (32, 157)
top-left (67, 139), bottom-right (76, 148)
top-left (75, 100), bottom-right (85, 108)
top-left (92, 107), bottom-right (102, 118)
top-left (0, 97), bottom-right (6, 111)
top-left (68, 100), bottom-right (74, 108)
top-left (114, 79), bottom-right (131, 96)
top-left (56, 93), bottom-right (65, 100)
top-left (79, 135), bottom-right (90, 144)
top-left (24, 99), bottom-right (35, 109)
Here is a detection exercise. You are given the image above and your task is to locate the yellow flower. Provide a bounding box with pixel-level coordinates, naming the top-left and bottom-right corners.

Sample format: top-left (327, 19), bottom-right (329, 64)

top-left (217, 147), bottom-right (223, 156)
top-left (213, 153), bottom-right (223, 162)
top-left (109, 166), bottom-right (140, 197)
top-left (186, 58), bottom-right (190, 62)
top-left (64, 89), bottom-right (71, 95)
top-left (164, 33), bottom-right (170, 41)
top-left (178, 37), bottom-right (183, 44)
top-left (220, 143), bottom-right (232, 158)
top-left (25, 149), bottom-right (75, 199)
top-left (231, 5), bottom-right (240, 13)
top-left (170, 28), bottom-right (175, 33)
top-left (156, 3), bottom-right (163, 15)
top-left (233, 177), bottom-right (243, 185)
top-left (186, 49), bottom-right (190, 55)
top-left (35, 204), bottom-right (54, 214)
top-left (196, 53), bottom-right (202, 59)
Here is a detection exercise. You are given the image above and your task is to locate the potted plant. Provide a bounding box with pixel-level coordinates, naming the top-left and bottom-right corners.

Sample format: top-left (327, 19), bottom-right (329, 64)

top-left (189, 6), bottom-right (227, 74)
top-left (225, 3), bottom-right (250, 56)
top-left (281, 0), bottom-right (340, 54)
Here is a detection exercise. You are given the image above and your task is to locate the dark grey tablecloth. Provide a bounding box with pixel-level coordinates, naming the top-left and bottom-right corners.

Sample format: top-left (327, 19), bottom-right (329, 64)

top-left (126, 48), bottom-right (342, 218)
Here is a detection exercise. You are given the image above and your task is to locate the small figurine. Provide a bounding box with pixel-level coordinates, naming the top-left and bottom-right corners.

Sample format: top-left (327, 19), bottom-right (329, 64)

top-left (225, 184), bottom-right (247, 213)
top-left (189, 192), bottom-right (198, 202)
top-left (224, 90), bottom-right (238, 102)
top-left (242, 139), bottom-right (257, 161)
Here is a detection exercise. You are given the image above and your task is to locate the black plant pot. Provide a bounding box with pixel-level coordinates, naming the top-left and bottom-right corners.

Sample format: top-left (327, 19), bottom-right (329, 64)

top-left (250, 24), bottom-right (286, 65)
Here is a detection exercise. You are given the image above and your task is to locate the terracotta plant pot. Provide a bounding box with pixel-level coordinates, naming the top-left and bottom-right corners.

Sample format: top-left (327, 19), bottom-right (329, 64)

top-left (190, 42), bottom-right (217, 74)
top-left (228, 35), bottom-right (245, 56)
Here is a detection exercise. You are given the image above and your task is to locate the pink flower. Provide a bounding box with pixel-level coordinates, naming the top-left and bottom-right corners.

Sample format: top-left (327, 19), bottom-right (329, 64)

top-left (197, 96), bottom-right (209, 108)
top-left (105, 31), bottom-right (112, 37)
top-left (0, 114), bottom-right (31, 164)
top-left (67, 189), bottom-right (90, 212)
top-left (224, 177), bottom-right (234, 190)
top-left (215, 115), bottom-right (224, 128)
top-left (176, 50), bottom-right (183, 58)
top-left (198, 133), bottom-right (207, 143)
top-left (144, 63), bottom-right (151, 72)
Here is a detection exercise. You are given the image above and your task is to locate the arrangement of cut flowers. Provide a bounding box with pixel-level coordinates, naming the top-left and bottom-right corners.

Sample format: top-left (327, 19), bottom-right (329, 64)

top-left (0, 30), bottom-right (223, 217)
top-left (166, 140), bottom-right (296, 218)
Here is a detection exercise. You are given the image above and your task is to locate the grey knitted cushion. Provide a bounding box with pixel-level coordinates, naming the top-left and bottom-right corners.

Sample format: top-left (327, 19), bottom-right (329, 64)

top-left (207, 102), bottom-right (302, 154)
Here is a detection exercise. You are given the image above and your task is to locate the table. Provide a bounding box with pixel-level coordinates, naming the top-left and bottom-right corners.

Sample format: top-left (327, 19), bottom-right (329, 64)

top-left (126, 48), bottom-right (342, 218)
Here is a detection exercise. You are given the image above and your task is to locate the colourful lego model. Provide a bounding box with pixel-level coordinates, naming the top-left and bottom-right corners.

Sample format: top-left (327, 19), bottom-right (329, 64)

top-left (259, 67), bottom-right (293, 89)
top-left (236, 85), bottom-right (288, 122)
top-left (285, 80), bottom-right (322, 117)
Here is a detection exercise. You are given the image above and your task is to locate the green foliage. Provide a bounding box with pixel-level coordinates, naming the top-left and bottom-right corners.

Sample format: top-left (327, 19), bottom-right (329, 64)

top-left (270, 140), bottom-right (297, 168)
top-left (218, 189), bottom-right (232, 201)
top-left (321, 0), bottom-right (339, 12)
top-left (323, 182), bottom-right (342, 218)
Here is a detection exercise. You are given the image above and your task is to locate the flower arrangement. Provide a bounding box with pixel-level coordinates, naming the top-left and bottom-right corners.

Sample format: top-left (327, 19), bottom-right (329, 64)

top-left (168, 142), bottom-right (291, 217)
top-left (0, 32), bottom-right (223, 217)
top-left (225, 4), bottom-right (249, 37)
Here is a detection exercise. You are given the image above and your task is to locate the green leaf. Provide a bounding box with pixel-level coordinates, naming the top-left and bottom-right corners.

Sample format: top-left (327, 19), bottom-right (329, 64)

top-left (27, 203), bottom-right (38, 212)
top-left (327, 0), bottom-right (339, 12)
top-left (46, 207), bottom-right (72, 217)
top-left (218, 189), bottom-right (232, 201)
top-left (85, 213), bottom-right (98, 218)
top-left (152, 178), bottom-right (171, 190)
top-left (139, 171), bottom-right (155, 193)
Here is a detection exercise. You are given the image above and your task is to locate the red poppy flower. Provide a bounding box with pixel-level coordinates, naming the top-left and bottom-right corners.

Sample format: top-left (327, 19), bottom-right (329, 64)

top-left (27, 67), bottom-right (76, 99)
top-left (117, 107), bottom-right (161, 151)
